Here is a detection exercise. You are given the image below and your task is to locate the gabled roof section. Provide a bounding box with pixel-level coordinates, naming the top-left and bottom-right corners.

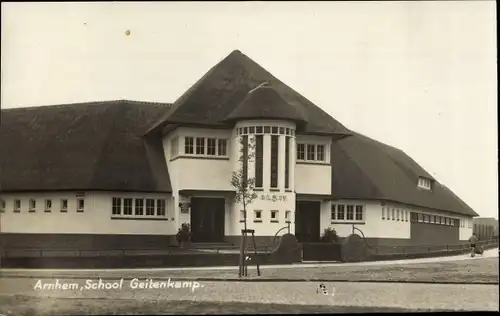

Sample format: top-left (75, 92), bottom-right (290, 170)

top-left (148, 50), bottom-right (351, 137)
top-left (0, 100), bottom-right (172, 193)
top-left (223, 85), bottom-right (307, 124)
top-left (331, 132), bottom-right (478, 217)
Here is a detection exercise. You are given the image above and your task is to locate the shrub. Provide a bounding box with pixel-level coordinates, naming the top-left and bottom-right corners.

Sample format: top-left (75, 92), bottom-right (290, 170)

top-left (176, 223), bottom-right (191, 244)
top-left (320, 227), bottom-right (339, 243)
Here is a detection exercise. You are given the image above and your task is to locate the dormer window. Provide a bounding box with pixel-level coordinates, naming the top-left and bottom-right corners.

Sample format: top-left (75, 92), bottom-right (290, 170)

top-left (418, 177), bottom-right (432, 190)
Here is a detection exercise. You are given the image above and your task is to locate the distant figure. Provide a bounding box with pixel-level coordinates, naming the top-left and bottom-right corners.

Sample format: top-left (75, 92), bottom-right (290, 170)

top-left (468, 233), bottom-right (479, 257)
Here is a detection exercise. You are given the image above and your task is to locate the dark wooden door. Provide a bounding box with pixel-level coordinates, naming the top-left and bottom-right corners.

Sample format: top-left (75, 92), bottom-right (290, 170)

top-left (295, 201), bottom-right (321, 242)
top-left (190, 197), bottom-right (225, 242)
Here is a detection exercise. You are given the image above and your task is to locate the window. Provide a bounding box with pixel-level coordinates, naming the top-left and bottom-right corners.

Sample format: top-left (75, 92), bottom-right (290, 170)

top-left (242, 135), bottom-right (249, 187)
top-left (346, 205), bottom-right (354, 220)
top-left (157, 199), bottom-right (166, 216)
top-left (391, 208), bottom-right (395, 220)
top-left (382, 207), bottom-right (385, 219)
top-left (243, 127), bottom-right (248, 134)
top-left (112, 198), bottom-right (121, 215)
top-left (170, 137), bottom-right (178, 158)
top-left (255, 135), bottom-right (264, 188)
top-left (207, 138), bottom-right (216, 155)
top-left (417, 213), bottom-right (423, 222)
top-left (285, 210), bottom-right (291, 223)
top-left (270, 210), bottom-right (279, 222)
top-left (29, 199), bottom-right (36, 212)
top-left (0, 199), bottom-right (5, 212)
top-left (285, 137), bottom-right (290, 189)
top-left (331, 204), bottom-right (337, 220)
top-left (468, 218), bottom-right (472, 228)
top-left (217, 139), bottom-right (227, 156)
top-left (397, 209), bottom-right (400, 221)
top-left (184, 137), bottom-right (194, 154)
top-left (124, 198), bottom-right (133, 215)
top-left (306, 144), bottom-right (315, 161)
top-left (45, 200), bottom-right (52, 212)
top-left (256, 126), bottom-right (263, 134)
top-left (264, 126), bottom-right (270, 133)
top-left (418, 177), bottom-right (432, 190)
top-left (285, 128), bottom-right (290, 135)
top-left (270, 135), bottom-right (279, 188)
top-left (249, 126), bottom-right (255, 134)
top-left (316, 145), bottom-right (325, 161)
top-left (411, 212), bottom-right (418, 222)
top-left (337, 205), bottom-right (345, 220)
top-left (355, 205), bottom-right (363, 221)
top-left (297, 144), bottom-right (305, 160)
top-left (60, 199), bottom-right (68, 212)
top-left (254, 210), bottom-right (262, 222)
top-left (77, 198), bottom-right (84, 212)
top-left (279, 127), bottom-right (285, 134)
top-left (271, 126), bottom-right (278, 134)
top-left (146, 199), bottom-right (155, 215)
top-left (14, 199), bottom-right (21, 212)
top-left (195, 137), bottom-right (205, 155)
top-left (135, 199), bottom-right (144, 216)
top-left (240, 210), bottom-right (246, 222)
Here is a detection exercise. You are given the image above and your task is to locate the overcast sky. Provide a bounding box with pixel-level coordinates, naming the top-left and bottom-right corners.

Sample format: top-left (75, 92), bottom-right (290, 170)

top-left (1, 2), bottom-right (497, 219)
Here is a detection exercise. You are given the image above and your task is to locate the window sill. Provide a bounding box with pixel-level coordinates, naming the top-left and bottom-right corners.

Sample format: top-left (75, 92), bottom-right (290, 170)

top-left (285, 189), bottom-right (293, 192)
top-left (13, 210), bottom-right (20, 213)
top-left (269, 188), bottom-right (280, 192)
top-left (44, 210), bottom-right (51, 213)
top-left (239, 220), bottom-right (245, 223)
top-left (111, 217), bottom-right (170, 221)
top-left (254, 188), bottom-right (264, 192)
top-left (170, 155), bottom-right (230, 162)
top-left (297, 161), bottom-right (330, 166)
top-left (331, 221), bottom-right (365, 225)
top-left (60, 210), bottom-right (68, 213)
top-left (77, 210), bottom-right (84, 213)
top-left (270, 220), bottom-right (279, 223)
top-left (253, 220), bottom-right (263, 223)
top-left (29, 210), bottom-right (36, 213)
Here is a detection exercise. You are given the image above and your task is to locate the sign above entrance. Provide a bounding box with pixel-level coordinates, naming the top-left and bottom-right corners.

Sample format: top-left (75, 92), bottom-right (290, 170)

top-left (260, 194), bottom-right (287, 202)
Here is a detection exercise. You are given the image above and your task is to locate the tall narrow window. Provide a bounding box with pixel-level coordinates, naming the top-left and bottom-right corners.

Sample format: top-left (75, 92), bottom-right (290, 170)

top-left (306, 144), bottom-right (315, 161)
top-left (217, 139), bottom-right (227, 156)
top-left (157, 199), bottom-right (166, 216)
top-left (77, 198), bottom-right (84, 212)
top-left (60, 199), bottom-right (68, 212)
top-left (355, 205), bottom-right (363, 221)
top-left (331, 204), bottom-right (337, 220)
top-left (207, 138), bottom-right (216, 155)
top-left (184, 137), bottom-right (194, 154)
top-left (29, 199), bottom-right (36, 212)
top-left (297, 144), bottom-right (305, 160)
top-left (382, 207), bottom-right (385, 219)
top-left (285, 136), bottom-right (290, 189)
top-left (195, 137), bottom-right (205, 155)
top-left (270, 135), bottom-right (279, 188)
top-left (316, 145), bottom-right (325, 161)
top-left (146, 199), bottom-right (155, 215)
top-left (337, 205), bottom-right (345, 220)
top-left (135, 199), bottom-right (144, 216)
top-left (14, 199), bottom-right (21, 212)
top-left (170, 137), bottom-right (178, 158)
top-left (242, 136), bottom-right (249, 187)
top-left (124, 198), bottom-right (133, 215)
top-left (255, 135), bottom-right (264, 188)
top-left (346, 205), bottom-right (354, 220)
top-left (112, 198), bottom-right (121, 215)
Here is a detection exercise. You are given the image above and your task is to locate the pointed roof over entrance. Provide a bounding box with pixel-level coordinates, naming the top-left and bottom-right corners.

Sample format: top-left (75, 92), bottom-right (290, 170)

top-left (147, 50), bottom-right (351, 137)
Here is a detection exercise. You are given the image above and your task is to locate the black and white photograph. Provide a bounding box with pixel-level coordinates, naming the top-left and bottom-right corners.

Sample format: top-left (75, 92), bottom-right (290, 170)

top-left (0, 1), bottom-right (498, 314)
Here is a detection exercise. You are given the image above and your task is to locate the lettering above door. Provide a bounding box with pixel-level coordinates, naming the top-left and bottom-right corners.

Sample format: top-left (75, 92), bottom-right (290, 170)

top-left (259, 194), bottom-right (287, 202)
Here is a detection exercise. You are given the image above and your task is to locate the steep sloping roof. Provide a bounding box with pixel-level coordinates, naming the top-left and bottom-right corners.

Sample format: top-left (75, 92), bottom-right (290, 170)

top-left (224, 86), bottom-right (307, 124)
top-left (148, 50), bottom-right (351, 137)
top-left (0, 100), bottom-right (172, 193)
top-left (331, 132), bottom-right (478, 216)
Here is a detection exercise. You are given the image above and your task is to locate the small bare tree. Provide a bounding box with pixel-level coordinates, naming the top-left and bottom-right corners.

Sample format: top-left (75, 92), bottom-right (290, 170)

top-left (230, 135), bottom-right (258, 277)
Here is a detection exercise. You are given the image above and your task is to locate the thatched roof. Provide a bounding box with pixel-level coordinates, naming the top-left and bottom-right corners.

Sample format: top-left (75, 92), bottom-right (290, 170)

top-left (331, 132), bottom-right (478, 216)
top-left (223, 85), bottom-right (307, 125)
top-left (148, 50), bottom-right (351, 138)
top-left (0, 100), bottom-right (172, 193)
